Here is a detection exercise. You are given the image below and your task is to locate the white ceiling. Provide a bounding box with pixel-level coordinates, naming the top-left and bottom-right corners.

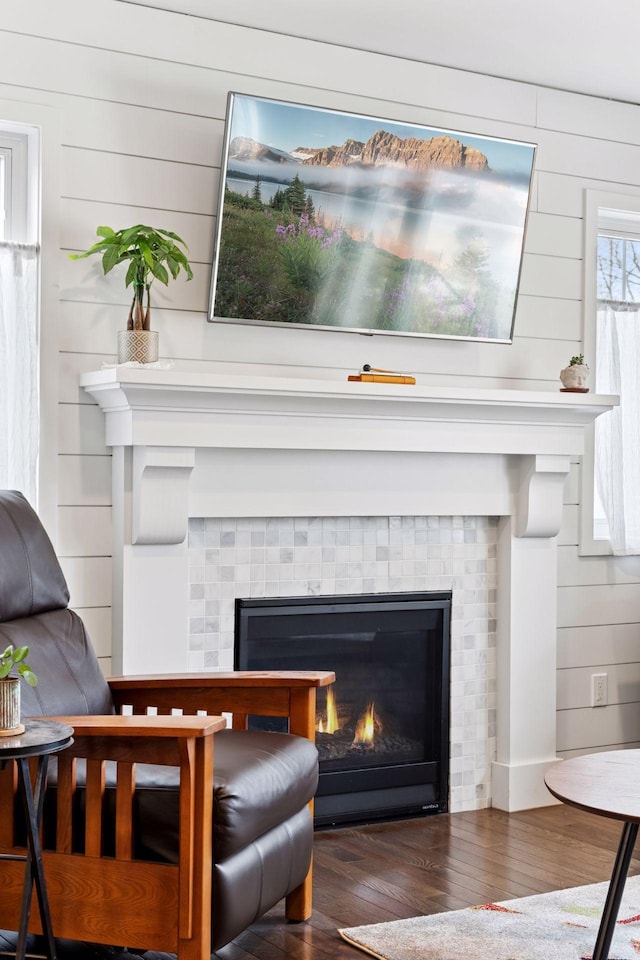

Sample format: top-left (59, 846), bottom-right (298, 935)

top-left (121, 0), bottom-right (640, 105)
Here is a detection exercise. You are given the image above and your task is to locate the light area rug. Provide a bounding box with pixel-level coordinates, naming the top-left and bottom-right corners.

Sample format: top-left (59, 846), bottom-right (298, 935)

top-left (338, 874), bottom-right (640, 960)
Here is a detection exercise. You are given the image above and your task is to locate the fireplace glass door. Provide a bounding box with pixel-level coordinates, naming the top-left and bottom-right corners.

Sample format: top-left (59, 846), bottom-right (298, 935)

top-left (235, 591), bottom-right (451, 827)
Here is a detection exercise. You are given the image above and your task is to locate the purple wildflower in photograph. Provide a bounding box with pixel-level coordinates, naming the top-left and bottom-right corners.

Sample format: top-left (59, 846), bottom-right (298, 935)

top-left (461, 295), bottom-right (476, 318)
top-left (322, 228), bottom-right (342, 249)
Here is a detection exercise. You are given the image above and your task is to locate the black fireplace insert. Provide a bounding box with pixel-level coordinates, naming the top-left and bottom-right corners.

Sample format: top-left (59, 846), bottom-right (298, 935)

top-left (235, 591), bottom-right (451, 827)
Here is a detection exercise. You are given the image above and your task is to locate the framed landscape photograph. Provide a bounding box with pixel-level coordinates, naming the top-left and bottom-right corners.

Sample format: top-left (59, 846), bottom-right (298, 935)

top-left (208, 93), bottom-right (536, 343)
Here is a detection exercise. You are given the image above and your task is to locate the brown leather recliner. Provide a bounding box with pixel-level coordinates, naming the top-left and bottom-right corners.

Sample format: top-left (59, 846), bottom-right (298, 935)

top-left (0, 490), bottom-right (334, 957)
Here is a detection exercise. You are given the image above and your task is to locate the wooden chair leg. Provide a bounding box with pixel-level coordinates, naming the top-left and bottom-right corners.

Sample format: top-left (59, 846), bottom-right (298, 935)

top-left (285, 859), bottom-right (313, 922)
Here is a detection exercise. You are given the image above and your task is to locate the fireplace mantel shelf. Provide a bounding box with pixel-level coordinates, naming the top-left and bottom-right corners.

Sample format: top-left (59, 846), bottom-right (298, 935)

top-left (80, 367), bottom-right (616, 457)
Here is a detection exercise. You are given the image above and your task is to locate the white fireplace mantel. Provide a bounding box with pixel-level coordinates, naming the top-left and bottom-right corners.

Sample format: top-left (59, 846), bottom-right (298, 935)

top-left (81, 368), bottom-right (615, 543)
top-left (81, 367), bottom-right (611, 452)
top-left (81, 366), bottom-right (616, 812)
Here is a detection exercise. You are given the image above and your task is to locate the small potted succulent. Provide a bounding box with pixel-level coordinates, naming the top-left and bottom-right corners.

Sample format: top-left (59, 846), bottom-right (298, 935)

top-left (560, 354), bottom-right (590, 392)
top-left (0, 644), bottom-right (37, 736)
top-left (69, 224), bottom-right (194, 364)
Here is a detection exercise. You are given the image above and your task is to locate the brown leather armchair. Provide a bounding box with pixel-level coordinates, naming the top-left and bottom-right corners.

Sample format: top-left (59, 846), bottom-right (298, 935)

top-left (0, 490), bottom-right (334, 958)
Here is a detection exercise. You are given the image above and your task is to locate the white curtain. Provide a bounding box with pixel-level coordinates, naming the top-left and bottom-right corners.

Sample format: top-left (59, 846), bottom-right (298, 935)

top-left (0, 241), bottom-right (39, 506)
top-left (595, 302), bottom-right (640, 554)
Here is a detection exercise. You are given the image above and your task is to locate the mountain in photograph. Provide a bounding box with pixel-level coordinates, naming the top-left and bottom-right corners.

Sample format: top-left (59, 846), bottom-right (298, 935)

top-left (299, 131), bottom-right (490, 172)
top-left (228, 136), bottom-right (293, 165)
top-left (229, 130), bottom-right (490, 173)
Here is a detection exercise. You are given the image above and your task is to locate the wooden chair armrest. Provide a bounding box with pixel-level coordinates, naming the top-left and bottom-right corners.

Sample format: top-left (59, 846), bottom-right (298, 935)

top-left (49, 714), bottom-right (225, 739)
top-left (45, 713), bottom-right (224, 767)
top-left (107, 671), bottom-right (335, 739)
top-left (108, 671), bottom-right (335, 690)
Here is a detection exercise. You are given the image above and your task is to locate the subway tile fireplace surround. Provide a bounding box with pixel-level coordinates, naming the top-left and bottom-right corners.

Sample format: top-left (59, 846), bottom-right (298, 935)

top-left (81, 367), bottom-right (615, 814)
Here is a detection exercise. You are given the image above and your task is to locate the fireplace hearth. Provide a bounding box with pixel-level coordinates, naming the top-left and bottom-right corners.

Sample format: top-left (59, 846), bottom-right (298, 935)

top-left (235, 591), bottom-right (451, 827)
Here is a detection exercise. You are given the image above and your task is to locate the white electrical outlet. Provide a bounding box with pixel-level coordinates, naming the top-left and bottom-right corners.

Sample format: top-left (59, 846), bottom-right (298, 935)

top-left (591, 672), bottom-right (608, 707)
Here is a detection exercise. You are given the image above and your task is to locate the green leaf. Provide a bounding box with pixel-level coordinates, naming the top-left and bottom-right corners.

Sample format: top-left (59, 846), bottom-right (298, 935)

top-left (124, 260), bottom-right (138, 288)
top-left (166, 255), bottom-right (180, 279)
top-left (169, 247), bottom-right (186, 266)
top-left (96, 225), bottom-right (116, 238)
top-left (68, 239), bottom-right (110, 261)
top-left (150, 261), bottom-right (169, 285)
top-left (18, 664), bottom-right (38, 687)
top-left (120, 225), bottom-right (145, 245)
top-left (102, 244), bottom-right (123, 275)
top-left (1, 645), bottom-right (14, 660)
top-left (168, 248), bottom-right (193, 280)
top-left (138, 239), bottom-right (154, 270)
top-left (156, 227), bottom-right (188, 248)
top-left (13, 646), bottom-right (29, 663)
top-left (0, 662), bottom-right (11, 679)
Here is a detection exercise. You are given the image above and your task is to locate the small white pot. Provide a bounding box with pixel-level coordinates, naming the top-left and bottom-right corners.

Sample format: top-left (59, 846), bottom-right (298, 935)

top-left (0, 678), bottom-right (23, 736)
top-left (117, 330), bottom-right (159, 365)
top-left (560, 363), bottom-right (590, 390)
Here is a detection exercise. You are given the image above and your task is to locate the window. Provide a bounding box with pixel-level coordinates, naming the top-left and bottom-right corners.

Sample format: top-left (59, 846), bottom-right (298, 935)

top-left (0, 124), bottom-right (39, 506)
top-left (598, 232), bottom-right (640, 304)
top-left (581, 192), bottom-right (640, 555)
top-left (0, 129), bottom-right (29, 241)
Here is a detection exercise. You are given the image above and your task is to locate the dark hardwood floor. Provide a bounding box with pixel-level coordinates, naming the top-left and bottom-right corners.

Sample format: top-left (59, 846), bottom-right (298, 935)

top-left (0, 804), bottom-right (634, 960)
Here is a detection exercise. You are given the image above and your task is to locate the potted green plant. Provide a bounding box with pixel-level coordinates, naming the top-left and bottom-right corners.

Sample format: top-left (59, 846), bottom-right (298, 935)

top-left (0, 644), bottom-right (38, 736)
top-left (560, 353), bottom-right (590, 392)
top-left (69, 224), bottom-right (194, 364)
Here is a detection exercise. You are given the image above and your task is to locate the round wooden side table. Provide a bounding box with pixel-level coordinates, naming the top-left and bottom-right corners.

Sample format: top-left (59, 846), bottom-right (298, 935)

top-left (545, 749), bottom-right (640, 960)
top-left (0, 718), bottom-right (74, 960)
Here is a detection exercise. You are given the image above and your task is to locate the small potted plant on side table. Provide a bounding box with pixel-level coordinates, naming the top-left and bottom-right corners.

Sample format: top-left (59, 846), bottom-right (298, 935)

top-left (0, 645), bottom-right (38, 736)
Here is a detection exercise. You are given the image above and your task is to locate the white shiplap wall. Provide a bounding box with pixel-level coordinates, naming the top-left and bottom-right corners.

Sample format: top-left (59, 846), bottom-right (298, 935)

top-left (2, 0), bottom-right (640, 752)
top-left (558, 463), bottom-right (640, 756)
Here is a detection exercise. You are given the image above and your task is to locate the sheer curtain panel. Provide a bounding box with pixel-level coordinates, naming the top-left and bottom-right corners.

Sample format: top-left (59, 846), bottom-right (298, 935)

top-left (0, 241), bottom-right (39, 505)
top-left (595, 302), bottom-right (640, 554)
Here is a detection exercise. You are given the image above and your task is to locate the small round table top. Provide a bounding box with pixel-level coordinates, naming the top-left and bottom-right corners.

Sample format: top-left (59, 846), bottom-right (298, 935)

top-left (0, 718), bottom-right (74, 760)
top-left (545, 749), bottom-right (640, 823)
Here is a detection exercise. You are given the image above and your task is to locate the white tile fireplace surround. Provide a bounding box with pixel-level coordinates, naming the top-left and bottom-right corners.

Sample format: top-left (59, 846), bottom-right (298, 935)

top-left (188, 513), bottom-right (498, 814)
top-left (81, 367), bottom-right (616, 813)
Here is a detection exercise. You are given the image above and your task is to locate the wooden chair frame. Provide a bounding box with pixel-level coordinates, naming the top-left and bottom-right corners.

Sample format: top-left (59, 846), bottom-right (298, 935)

top-left (0, 671), bottom-right (334, 960)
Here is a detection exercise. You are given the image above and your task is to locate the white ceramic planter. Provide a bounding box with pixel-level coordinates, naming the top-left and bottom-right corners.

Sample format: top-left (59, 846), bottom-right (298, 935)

top-left (0, 678), bottom-right (23, 736)
top-left (117, 330), bottom-right (159, 365)
top-left (560, 362), bottom-right (590, 391)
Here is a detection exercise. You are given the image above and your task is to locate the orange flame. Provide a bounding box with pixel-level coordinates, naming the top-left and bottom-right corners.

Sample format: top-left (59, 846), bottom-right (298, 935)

top-left (318, 686), bottom-right (340, 735)
top-left (353, 702), bottom-right (378, 745)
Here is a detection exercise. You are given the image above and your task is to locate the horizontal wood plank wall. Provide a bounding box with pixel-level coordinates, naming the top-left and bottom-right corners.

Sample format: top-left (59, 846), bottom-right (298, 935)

top-left (1, 1), bottom-right (639, 733)
top-left (558, 460), bottom-right (640, 756)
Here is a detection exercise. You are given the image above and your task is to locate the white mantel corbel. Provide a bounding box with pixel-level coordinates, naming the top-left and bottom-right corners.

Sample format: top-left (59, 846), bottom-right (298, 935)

top-left (81, 366), bottom-right (616, 813)
top-left (516, 454), bottom-right (572, 538)
top-left (131, 446), bottom-right (195, 545)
